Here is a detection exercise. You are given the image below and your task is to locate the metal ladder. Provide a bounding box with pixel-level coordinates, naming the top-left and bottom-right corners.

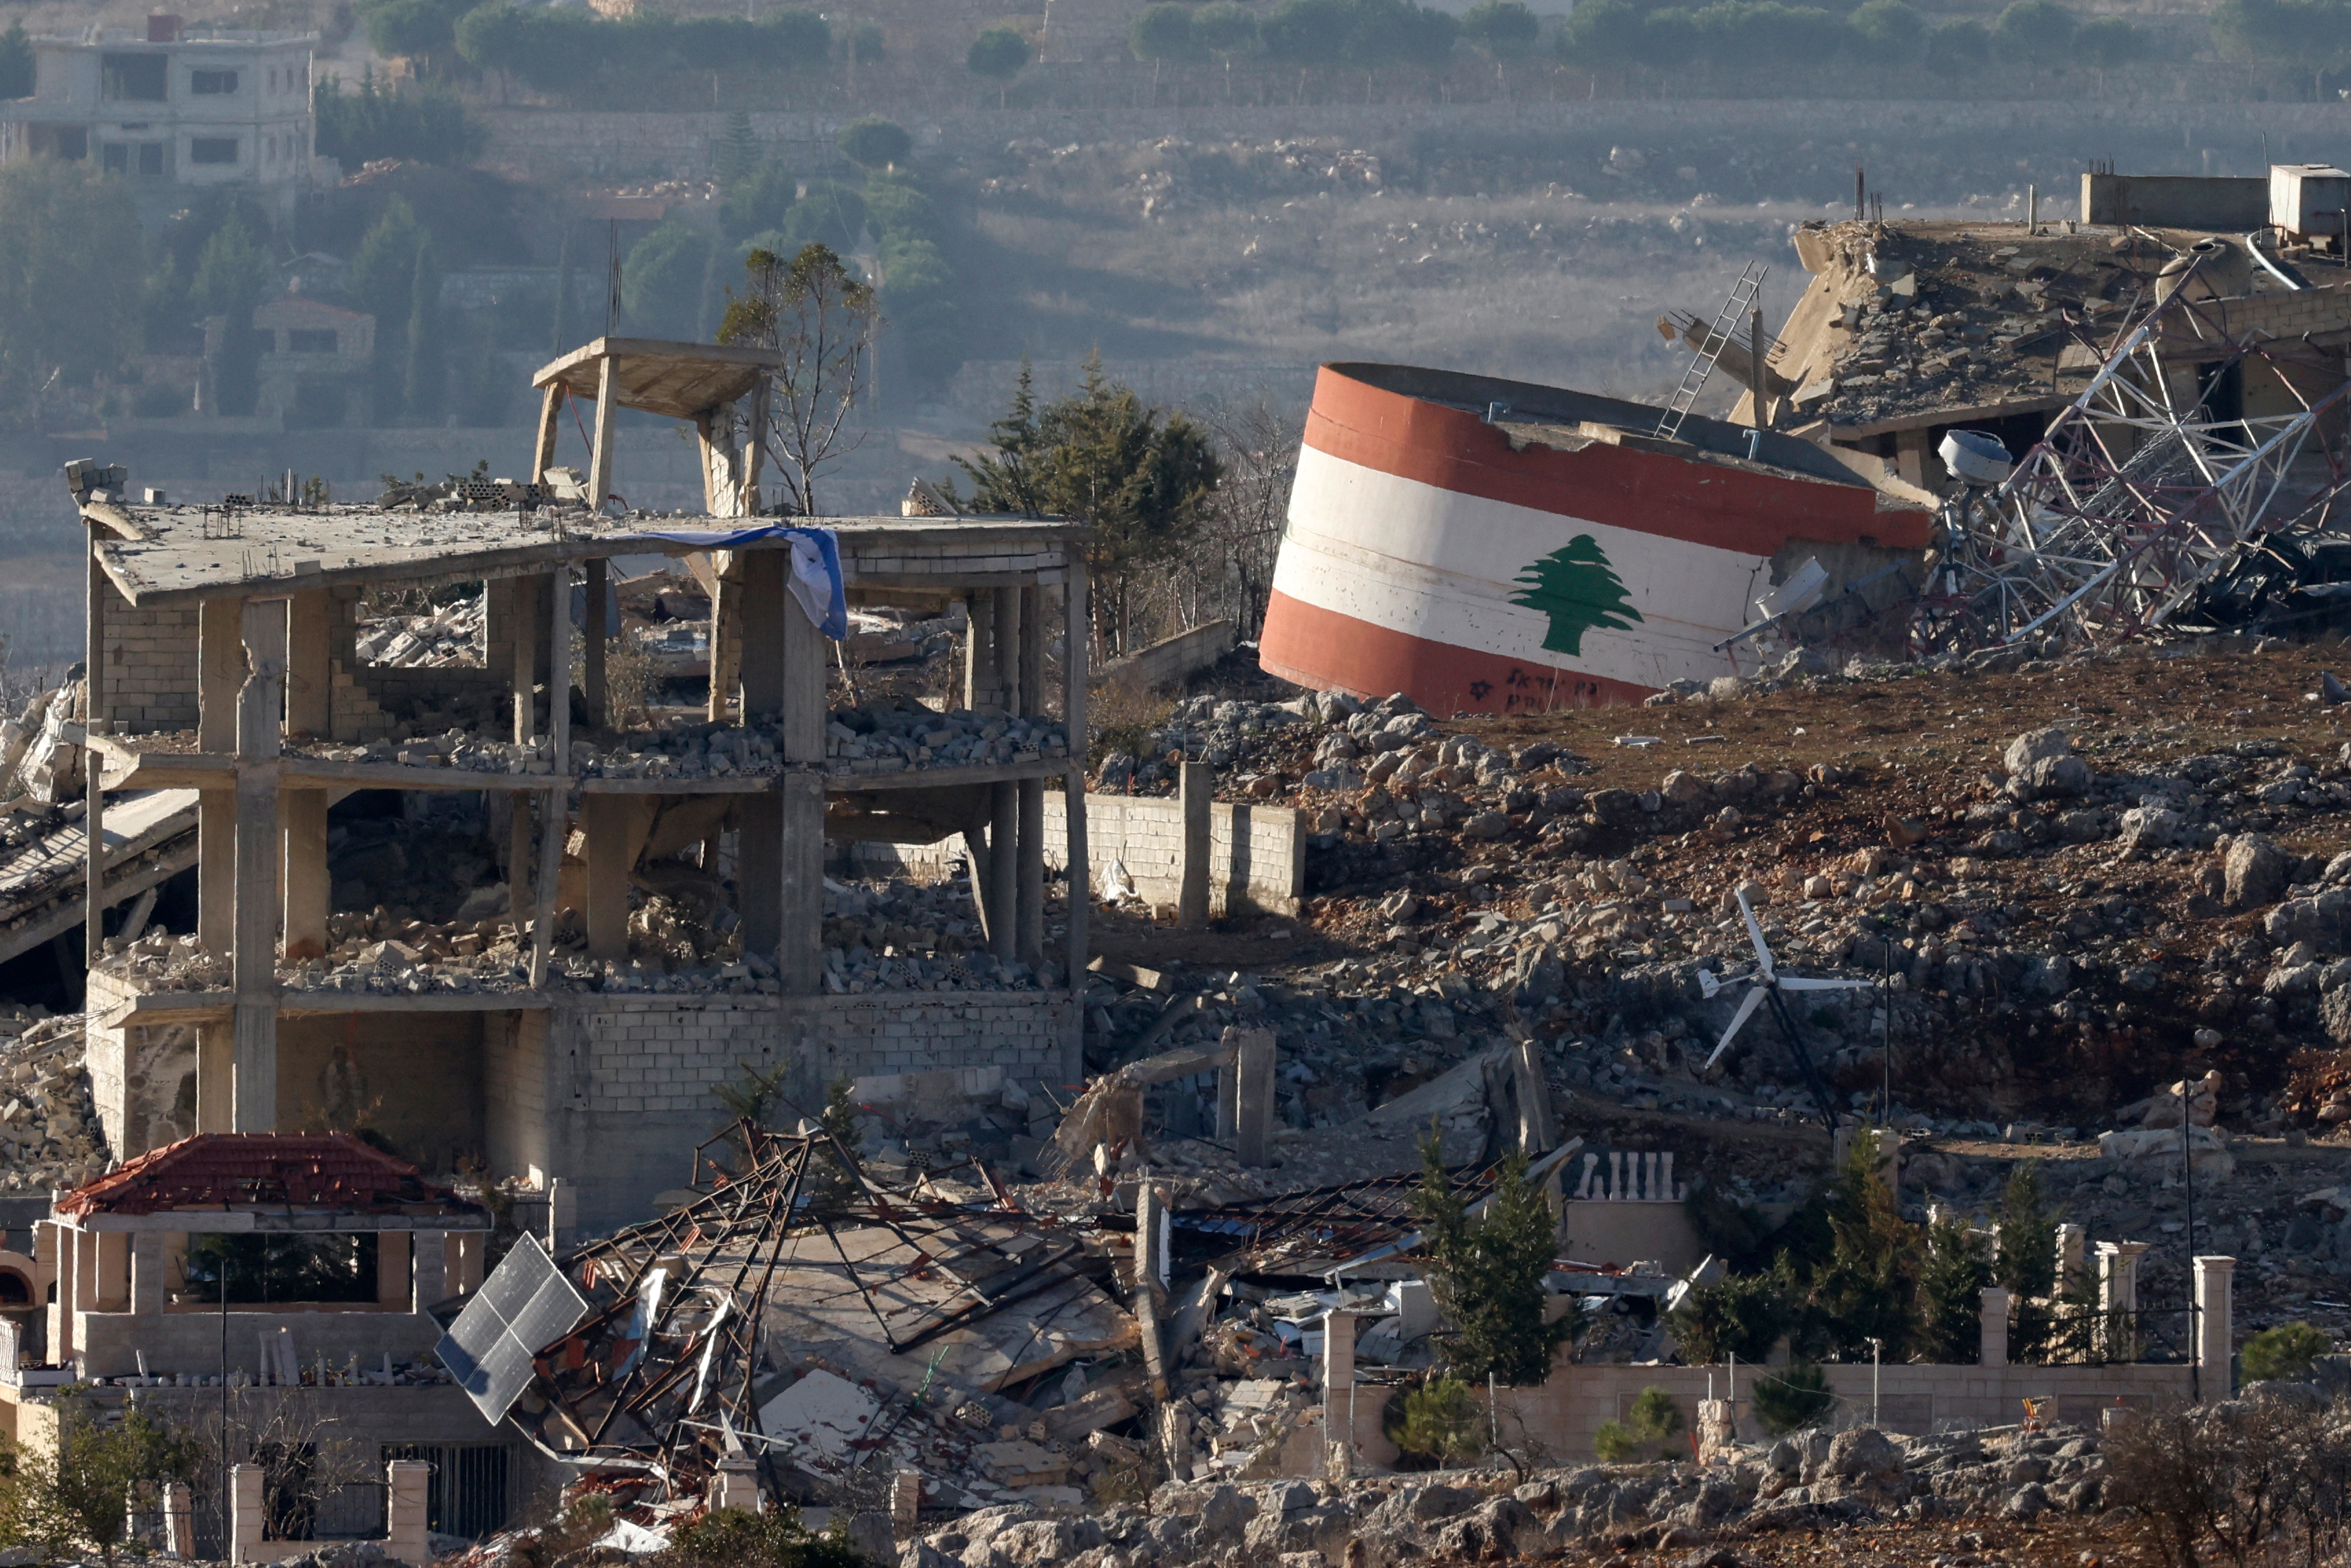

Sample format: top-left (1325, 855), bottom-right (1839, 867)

top-left (1655, 259), bottom-right (1768, 442)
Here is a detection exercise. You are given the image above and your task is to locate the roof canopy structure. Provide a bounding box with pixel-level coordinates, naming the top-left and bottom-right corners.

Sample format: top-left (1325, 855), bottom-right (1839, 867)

top-left (57, 1132), bottom-right (488, 1227)
top-left (532, 338), bottom-right (782, 423)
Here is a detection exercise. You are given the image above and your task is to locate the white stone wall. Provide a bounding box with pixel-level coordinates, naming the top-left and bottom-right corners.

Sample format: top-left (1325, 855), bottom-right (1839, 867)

top-left (1495, 1360), bottom-right (2200, 1461)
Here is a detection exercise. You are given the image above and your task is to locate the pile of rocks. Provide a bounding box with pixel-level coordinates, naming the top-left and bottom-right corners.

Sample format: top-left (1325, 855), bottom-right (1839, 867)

top-left (355, 597), bottom-right (486, 668)
top-left (827, 702), bottom-right (1070, 776)
top-left (1, 682), bottom-right (83, 805)
top-left (0, 1014), bottom-right (107, 1192)
top-left (900, 1419), bottom-right (2111, 1568)
top-left (823, 876), bottom-right (1059, 995)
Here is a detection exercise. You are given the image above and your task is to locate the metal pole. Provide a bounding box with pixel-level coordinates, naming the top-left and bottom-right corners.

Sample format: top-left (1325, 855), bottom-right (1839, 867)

top-left (1869, 1338), bottom-right (1881, 1426)
top-left (2185, 1084), bottom-right (2200, 1403)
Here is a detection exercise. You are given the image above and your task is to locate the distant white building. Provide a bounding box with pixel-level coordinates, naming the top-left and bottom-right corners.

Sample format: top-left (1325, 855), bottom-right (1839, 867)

top-left (0, 17), bottom-right (315, 227)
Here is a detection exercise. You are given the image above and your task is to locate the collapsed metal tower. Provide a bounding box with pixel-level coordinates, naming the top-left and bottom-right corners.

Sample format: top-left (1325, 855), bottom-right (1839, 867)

top-left (1915, 267), bottom-right (2351, 655)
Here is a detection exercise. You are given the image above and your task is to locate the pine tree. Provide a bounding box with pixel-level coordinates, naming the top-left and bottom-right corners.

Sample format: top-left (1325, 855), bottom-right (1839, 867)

top-left (1802, 1126), bottom-right (1919, 1360)
top-left (1510, 534), bottom-right (1644, 656)
top-left (1409, 1138), bottom-right (1575, 1384)
top-left (1994, 1162), bottom-right (2060, 1363)
top-left (713, 110), bottom-right (759, 188)
top-left (1914, 1216), bottom-right (1991, 1364)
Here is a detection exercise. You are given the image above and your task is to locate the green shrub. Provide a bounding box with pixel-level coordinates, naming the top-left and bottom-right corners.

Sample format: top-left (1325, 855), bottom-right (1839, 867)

top-left (1751, 1362), bottom-right (1834, 1433)
top-left (1668, 1258), bottom-right (1795, 1364)
top-left (2242, 1321), bottom-right (2332, 1383)
top-left (1387, 1377), bottom-right (1486, 1466)
top-left (1913, 1217), bottom-right (1991, 1365)
top-left (1595, 1385), bottom-right (1687, 1461)
top-left (836, 116), bottom-right (910, 171)
top-left (967, 26), bottom-right (1032, 78)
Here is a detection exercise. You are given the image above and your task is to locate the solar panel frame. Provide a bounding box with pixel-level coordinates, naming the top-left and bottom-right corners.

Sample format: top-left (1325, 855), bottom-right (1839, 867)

top-left (436, 1234), bottom-right (589, 1426)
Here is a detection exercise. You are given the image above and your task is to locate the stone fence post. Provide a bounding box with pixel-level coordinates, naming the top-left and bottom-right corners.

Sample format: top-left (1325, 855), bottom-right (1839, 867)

top-left (2195, 1254), bottom-right (2237, 1398)
top-left (1980, 1286), bottom-right (2012, 1369)
top-left (386, 1459), bottom-right (432, 1565)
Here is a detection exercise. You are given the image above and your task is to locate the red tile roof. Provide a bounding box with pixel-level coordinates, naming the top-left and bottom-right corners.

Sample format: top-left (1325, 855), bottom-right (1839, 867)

top-left (56, 1133), bottom-right (484, 1218)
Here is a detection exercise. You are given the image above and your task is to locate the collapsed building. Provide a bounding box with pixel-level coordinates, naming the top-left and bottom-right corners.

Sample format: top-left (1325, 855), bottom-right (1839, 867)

top-left (1261, 165), bottom-right (2351, 716)
top-left (60, 334), bottom-right (1094, 1241)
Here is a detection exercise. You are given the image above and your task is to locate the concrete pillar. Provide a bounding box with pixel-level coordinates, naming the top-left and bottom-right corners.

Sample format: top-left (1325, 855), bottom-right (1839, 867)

top-left (411, 1230), bottom-right (446, 1310)
top-left (779, 582), bottom-right (826, 763)
top-left (737, 551), bottom-right (785, 720)
top-left (1061, 560), bottom-right (1090, 1082)
top-left (529, 572), bottom-right (571, 991)
top-left (195, 1022), bottom-right (232, 1134)
top-left (532, 385), bottom-right (561, 488)
top-left (197, 598), bottom-right (243, 956)
top-left (2098, 1240), bottom-right (2148, 1313)
top-left (1016, 776), bottom-right (1044, 968)
top-left (376, 1232), bottom-right (411, 1310)
top-left (280, 788), bottom-right (328, 961)
top-left (778, 772), bottom-right (824, 994)
top-left (232, 598), bottom-right (285, 1134)
top-left (506, 573), bottom-right (543, 745)
top-left (162, 1481), bottom-right (193, 1558)
top-left (2099, 1240), bottom-right (2150, 1362)
top-left (86, 557), bottom-right (105, 970)
top-left (1980, 1285), bottom-right (2012, 1368)
top-left (1323, 1308), bottom-right (1358, 1479)
top-left (586, 355), bottom-right (619, 511)
top-left (230, 1463), bottom-right (265, 1562)
top-left (2195, 1254), bottom-right (2237, 1397)
top-left (1231, 1027), bottom-right (1275, 1168)
top-left (94, 1230), bottom-right (126, 1312)
top-left (2057, 1223), bottom-right (2087, 1290)
top-left (385, 1459), bottom-right (432, 1567)
top-left (46, 1225), bottom-right (72, 1366)
top-left (583, 794), bottom-right (631, 963)
top-left (284, 589), bottom-right (330, 739)
top-left (1178, 761), bottom-right (1211, 928)
top-left (705, 556), bottom-right (738, 724)
top-left (988, 782), bottom-right (1018, 962)
top-left (964, 592), bottom-right (997, 712)
top-left (1134, 1182), bottom-right (1169, 1402)
top-left (583, 557), bottom-right (608, 728)
top-left (129, 1231), bottom-right (164, 1315)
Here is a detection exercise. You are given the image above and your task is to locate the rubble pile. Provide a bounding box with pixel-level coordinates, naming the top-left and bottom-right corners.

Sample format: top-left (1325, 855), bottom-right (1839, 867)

top-left (825, 700), bottom-right (1071, 776)
top-left (0, 1012), bottom-right (106, 1191)
top-left (355, 597), bottom-right (487, 668)
top-left (823, 876), bottom-right (1060, 994)
top-left (901, 1419), bottom-right (2121, 1568)
top-left (1, 681), bottom-right (83, 804)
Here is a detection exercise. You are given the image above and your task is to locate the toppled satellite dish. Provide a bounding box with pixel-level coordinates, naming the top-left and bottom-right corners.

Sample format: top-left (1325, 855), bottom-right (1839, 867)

top-left (436, 1234), bottom-right (591, 1426)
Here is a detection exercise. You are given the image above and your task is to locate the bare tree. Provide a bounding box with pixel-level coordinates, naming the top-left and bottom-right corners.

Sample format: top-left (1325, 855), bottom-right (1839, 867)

top-left (179, 1389), bottom-right (382, 1554)
top-left (719, 243), bottom-right (880, 518)
top-left (1189, 391), bottom-right (1302, 641)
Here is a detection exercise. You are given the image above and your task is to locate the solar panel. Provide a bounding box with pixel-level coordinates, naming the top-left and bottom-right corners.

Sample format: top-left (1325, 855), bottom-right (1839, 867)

top-left (435, 1234), bottom-right (589, 1426)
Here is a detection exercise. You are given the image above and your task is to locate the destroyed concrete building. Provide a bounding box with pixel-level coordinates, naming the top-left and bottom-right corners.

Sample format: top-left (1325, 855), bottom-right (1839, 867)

top-left (61, 334), bottom-right (1095, 1235)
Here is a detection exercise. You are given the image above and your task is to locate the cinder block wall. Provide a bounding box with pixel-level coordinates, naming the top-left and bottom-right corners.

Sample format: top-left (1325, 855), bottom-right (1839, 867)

top-left (550, 992), bottom-right (1077, 1232)
top-left (1044, 793), bottom-right (1304, 916)
top-left (95, 579), bottom-right (199, 734)
top-left (1495, 1361), bottom-right (2199, 1461)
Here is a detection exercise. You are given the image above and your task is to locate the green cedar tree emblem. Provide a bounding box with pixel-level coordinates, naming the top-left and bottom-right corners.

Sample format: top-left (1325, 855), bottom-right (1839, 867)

top-left (1510, 534), bottom-right (1644, 656)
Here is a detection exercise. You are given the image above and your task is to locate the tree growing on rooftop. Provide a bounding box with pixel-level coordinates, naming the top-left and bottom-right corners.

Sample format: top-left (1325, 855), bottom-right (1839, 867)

top-left (719, 242), bottom-right (878, 516)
